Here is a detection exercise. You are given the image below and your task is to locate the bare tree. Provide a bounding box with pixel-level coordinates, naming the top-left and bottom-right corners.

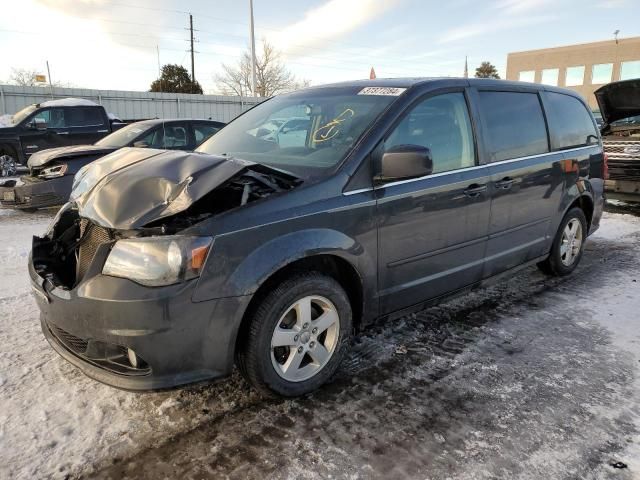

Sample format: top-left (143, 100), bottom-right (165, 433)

top-left (216, 40), bottom-right (309, 97)
top-left (9, 68), bottom-right (42, 86)
top-left (8, 68), bottom-right (73, 87)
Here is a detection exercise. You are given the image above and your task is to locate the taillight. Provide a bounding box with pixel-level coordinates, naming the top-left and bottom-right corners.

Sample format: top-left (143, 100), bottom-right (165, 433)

top-left (603, 152), bottom-right (609, 180)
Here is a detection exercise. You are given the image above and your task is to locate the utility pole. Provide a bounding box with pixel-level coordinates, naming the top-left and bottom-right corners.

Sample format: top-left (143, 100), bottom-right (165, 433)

top-left (249, 0), bottom-right (257, 97)
top-left (189, 14), bottom-right (196, 93)
top-left (46, 61), bottom-right (54, 99)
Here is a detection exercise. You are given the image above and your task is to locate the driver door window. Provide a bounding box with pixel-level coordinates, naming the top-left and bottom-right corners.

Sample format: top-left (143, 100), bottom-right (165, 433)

top-left (386, 92), bottom-right (475, 174)
top-left (46, 108), bottom-right (67, 129)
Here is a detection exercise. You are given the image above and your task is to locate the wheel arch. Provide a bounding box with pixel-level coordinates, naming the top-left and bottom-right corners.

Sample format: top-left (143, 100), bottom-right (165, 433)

top-left (233, 253), bottom-right (365, 359)
top-left (566, 194), bottom-right (594, 231)
top-left (0, 142), bottom-right (19, 160)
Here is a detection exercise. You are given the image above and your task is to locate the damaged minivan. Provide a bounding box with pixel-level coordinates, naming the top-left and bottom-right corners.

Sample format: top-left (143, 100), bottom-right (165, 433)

top-left (31, 79), bottom-right (605, 396)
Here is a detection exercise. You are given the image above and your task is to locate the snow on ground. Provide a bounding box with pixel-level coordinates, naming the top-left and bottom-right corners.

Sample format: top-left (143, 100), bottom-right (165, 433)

top-left (0, 206), bottom-right (639, 479)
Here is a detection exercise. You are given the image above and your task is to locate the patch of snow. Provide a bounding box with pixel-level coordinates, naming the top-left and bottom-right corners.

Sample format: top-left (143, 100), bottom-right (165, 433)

top-left (0, 114), bottom-right (14, 128)
top-left (592, 212), bottom-right (640, 241)
top-left (40, 98), bottom-right (99, 108)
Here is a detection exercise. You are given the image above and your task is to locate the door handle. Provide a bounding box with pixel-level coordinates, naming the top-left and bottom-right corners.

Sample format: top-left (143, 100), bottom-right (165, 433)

top-left (463, 184), bottom-right (487, 197)
top-left (495, 177), bottom-right (514, 189)
top-left (56, 131), bottom-right (70, 135)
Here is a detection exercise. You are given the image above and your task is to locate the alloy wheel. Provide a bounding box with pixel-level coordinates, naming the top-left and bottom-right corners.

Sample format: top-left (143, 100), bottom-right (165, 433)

top-left (270, 295), bottom-right (340, 382)
top-left (0, 154), bottom-right (17, 177)
top-left (560, 218), bottom-right (583, 267)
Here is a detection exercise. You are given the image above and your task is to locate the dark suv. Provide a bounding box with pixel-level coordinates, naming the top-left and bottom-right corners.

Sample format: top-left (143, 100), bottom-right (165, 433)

top-left (31, 78), bottom-right (605, 397)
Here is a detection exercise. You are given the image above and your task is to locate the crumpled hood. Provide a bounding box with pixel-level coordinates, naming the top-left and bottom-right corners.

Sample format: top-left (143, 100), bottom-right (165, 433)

top-left (72, 147), bottom-right (254, 230)
top-left (595, 79), bottom-right (640, 126)
top-left (27, 145), bottom-right (117, 168)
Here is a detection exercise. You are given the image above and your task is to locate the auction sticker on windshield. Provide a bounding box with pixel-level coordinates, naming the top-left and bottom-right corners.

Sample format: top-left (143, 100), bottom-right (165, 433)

top-left (358, 87), bottom-right (406, 96)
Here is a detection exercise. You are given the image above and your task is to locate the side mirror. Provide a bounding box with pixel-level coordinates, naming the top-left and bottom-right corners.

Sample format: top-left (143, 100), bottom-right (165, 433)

top-left (133, 141), bottom-right (150, 148)
top-left (34, 117), bottom-right (48, 131)
top-left (376, 144), bottom-right (433, 183)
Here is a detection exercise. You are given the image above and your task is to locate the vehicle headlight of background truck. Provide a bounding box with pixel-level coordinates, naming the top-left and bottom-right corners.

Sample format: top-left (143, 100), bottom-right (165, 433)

top-left (102, 235), bottom-right (213, 286)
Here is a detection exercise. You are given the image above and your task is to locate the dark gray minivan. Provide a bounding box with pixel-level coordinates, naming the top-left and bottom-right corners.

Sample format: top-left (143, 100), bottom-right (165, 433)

top-left (31, 78), bottom-right (605, 396)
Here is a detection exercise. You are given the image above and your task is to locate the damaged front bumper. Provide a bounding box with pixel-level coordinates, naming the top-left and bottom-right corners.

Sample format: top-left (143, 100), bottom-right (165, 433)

top-left (0, 175), bottom-right (73, 209)
top-left (30, 210), bottom-right (251, 390)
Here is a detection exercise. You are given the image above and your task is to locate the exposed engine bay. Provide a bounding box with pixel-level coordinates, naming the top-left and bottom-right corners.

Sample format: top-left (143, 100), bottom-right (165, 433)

top-left (32, 149), bottom-right (301, 290)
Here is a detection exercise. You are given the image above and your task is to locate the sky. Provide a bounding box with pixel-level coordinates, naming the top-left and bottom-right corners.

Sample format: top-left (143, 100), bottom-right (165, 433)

top-left (0, 0), bottom-right (638, 94)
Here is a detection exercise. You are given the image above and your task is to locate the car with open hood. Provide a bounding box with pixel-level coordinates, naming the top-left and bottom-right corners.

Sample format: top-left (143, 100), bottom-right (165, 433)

top-left (31, 78), bottom-right (605, 396)
top-left (0, 118), bottom-right (224, 210)
top-left (595, 79), bottom-right (640, 202)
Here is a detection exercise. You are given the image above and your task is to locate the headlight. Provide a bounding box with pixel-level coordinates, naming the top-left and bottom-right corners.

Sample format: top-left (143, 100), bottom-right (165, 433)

top-left (38, 163), bottom-right (68, 179)
top-left (102, 235), bottom-right (213, 286)
top-left (70, 165), bottom-right (90, 201)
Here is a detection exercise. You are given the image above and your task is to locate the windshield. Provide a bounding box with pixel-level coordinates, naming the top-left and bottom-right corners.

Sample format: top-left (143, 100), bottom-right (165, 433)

top-left (12, 105), bottom-right (37, 125)
top-left (196, 86), bottom-right (400, 177)
top-left (95, 122), bottom-right (152, 147)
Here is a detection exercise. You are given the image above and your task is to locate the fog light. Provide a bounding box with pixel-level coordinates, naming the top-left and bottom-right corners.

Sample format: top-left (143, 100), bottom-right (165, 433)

top-left (127, 348), bottom-right (138, 368)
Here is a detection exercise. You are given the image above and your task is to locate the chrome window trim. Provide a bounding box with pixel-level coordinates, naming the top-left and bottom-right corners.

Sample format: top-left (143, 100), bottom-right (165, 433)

top-left (342, 144), bottom-right (598, 195)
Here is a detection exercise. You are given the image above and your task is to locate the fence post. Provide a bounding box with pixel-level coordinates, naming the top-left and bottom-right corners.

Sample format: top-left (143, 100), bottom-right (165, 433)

top-left (177, 98), bottom-right (181, 118)
top-left (0, 87), bottom-right (5, 114)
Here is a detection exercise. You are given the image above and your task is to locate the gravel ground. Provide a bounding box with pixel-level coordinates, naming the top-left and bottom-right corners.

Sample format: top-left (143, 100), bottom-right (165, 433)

top-left (1, 204), bottom-right (639, 480)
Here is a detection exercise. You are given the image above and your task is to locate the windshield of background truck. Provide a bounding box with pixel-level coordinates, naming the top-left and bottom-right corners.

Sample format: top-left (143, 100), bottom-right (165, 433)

top-left (12, 105), bottom-right (37, 125)
top-left (196, 86), bottom-right (402, 177)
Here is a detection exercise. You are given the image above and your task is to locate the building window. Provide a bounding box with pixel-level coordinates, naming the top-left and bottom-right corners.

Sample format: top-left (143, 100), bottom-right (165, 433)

top-left (620, 61), bottom-right (640, 81)
top-left (541, 68), bottom-right (559, 86)
top-left (592, 63), bottom-right (613, 84)
top-left (519, 70), bottom-right (535, 82)
top-left (565, 66), bottom-right (585, 86)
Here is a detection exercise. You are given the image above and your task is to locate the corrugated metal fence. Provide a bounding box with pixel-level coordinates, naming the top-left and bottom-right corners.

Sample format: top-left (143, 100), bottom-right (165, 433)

top-left (0, 84), bottom-right (261, 123)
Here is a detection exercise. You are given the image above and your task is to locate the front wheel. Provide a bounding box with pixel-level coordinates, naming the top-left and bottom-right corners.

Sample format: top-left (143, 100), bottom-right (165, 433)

top-left (537, 207), bottom-right (587, 276)
top-left (0, 154), bottom-right (17, 177)
top-left (236, 272), bottom-right (352, 397)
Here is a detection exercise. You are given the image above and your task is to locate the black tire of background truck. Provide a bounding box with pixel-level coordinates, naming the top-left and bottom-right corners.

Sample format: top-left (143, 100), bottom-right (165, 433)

top-left (236, 271), bottom-right (352, 397)
top-left (537, 207), bottom-right (588, 277)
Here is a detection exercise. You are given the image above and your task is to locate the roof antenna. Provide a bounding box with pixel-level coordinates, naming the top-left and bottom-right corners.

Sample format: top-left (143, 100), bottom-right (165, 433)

top-left (614, 30), bottom-right (620, 45)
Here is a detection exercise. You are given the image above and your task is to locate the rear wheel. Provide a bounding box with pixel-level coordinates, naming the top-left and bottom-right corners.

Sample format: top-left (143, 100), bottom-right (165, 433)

top-left (537, 207), bottom-right (587, 276)
top-left (237, 272), bottom-right (352, 397)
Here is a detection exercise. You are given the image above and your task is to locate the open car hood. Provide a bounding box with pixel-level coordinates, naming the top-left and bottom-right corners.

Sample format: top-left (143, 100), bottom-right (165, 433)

top-left (27, 145), bottom-right (118, 168)
top-left (594, 79), bottom-right (640, 126)
top-left (72, 147), bottom-right (262, 230)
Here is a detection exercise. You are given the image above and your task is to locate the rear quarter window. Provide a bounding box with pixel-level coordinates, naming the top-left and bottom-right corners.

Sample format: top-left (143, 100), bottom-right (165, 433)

top-left (67, 107), bottom-right (105, 127)
top-left (543, 92), bottom-right (599, 150)
top-left (478, 91), bottom-right (549, 162)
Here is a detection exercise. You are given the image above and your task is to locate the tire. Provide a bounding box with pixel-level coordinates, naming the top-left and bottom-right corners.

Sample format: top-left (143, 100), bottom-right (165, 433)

top-left (236, 272), bottom-right (352, 397)
top-left (537, 207), bottom-right (588, 276)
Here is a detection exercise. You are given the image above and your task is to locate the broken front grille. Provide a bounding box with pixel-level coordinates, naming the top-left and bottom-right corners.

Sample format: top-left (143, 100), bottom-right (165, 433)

top-left (603, 140), bottom-right (640, 181)
top-left (76, 219), bottom-right (113, 281)
top-left (50, 323), bottom-right (89, 354)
